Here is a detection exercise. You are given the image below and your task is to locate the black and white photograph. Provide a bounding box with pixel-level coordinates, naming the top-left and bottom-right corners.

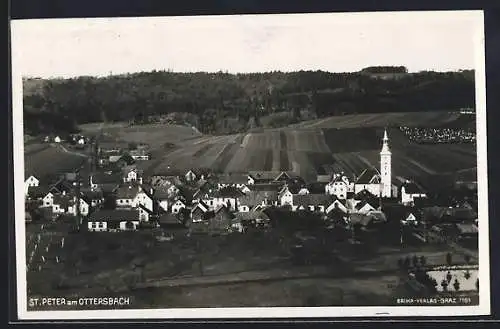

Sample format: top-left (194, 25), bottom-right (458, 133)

top-left (11, 10), bottom-right (490, 319)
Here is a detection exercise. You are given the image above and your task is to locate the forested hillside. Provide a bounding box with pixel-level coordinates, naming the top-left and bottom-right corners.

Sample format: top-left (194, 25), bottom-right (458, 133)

top-left (23, 67), bottom-right (475, 136)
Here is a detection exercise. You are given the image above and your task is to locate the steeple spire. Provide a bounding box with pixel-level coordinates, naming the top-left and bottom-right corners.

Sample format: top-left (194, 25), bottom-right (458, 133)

top-left (381, 128), bottom-right (391, 154)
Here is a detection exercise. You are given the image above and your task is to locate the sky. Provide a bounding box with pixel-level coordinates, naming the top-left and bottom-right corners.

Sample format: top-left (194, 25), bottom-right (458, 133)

top-left (11, 10), bottom-right (484, 78)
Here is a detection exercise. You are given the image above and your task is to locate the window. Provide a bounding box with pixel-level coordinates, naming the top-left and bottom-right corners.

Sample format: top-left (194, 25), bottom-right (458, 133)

top-left (119, 199), bottom-right (123, 204)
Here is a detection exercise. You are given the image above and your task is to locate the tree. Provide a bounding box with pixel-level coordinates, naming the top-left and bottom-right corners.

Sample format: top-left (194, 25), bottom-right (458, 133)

top-left (441, 279), bottom-right (448, 292)
top-left (453, 278), bottom-right (461, 291)
top-left (412, 255), bottom-right (420, 268)
top-left (464, 254), bottom-right (471, 264)
top-left (446, 252), bottom-right (453, 266)
top-left (419, 255), bottom-right (427, 267)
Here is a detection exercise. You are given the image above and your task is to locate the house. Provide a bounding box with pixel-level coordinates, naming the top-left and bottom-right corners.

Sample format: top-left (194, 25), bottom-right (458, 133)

top-left (191, 201), bottom-right (211, 223)
top-left (24, 175), bottom-right (40, 195)
top-left (325, 174), bottom-right (351, 199)
top-left (87, 209), bottom-right (140, 232)
top-left (354, 168), bottom-right (382, 196)
top-left (207, 205), bottom-right (234, 234)
top-left (354, 199), bottom-right (379, 214)
top-left (152, 188), bottom-right (171, 212)
top-left (115, 185), bottom-right (154, 216)
top-left (185, 169), bottom-right (200, 182)
top-left (79, 190), bottom-right (105, 207)
top-left (400, 181), bottom-right (427, 206)
top-left (216, 173), bottom-right (250, 192)
top-left (67, 197), bottom-right (90, 217)
top-left (49, 178), bottom-right (75, 195)
top-left (455, 223), bottom-right (478, 240)
top-left (210, 186), bottom-right (245, 211)
top-left (26, 185), bottom-right (49, 201)
top-left (171, 198), bottom-right (187, 214)
top-left (292, 194), bottom-right (333, 212)
top-left (51, 193), bottom-right (72, 215)
top-left (238, 190), bottom-right (278, 212)
top-left (77, 137), bottom-right (86, 145)
top-left (122, 165), bottom-right (143, 184)
top-left (235, 210), bottom-right (271, 227)
top-left (278, 185), bottom-right (294, 207)
top-left (401, 212), bottom-right (419, 226)
top-left (129, 149), bottom-right (150, 161)
top-left (247, 171), bottom-right (281, 185)
top-left (41, 192), bottom-right (55, 208)
top-left (89, 172), bottom-right (121, 192)
top-left (349, 211), bottom-right (387, 229)
top-left (54, 136), bottom-right (61, 143)
top-left (325, 198), bottom-right (349, 215)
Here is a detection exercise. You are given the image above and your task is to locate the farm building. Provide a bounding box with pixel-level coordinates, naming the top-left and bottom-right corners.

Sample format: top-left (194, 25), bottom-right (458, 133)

top-left (238, 190), bottom-right (278, 212)
top-left (87, 209), bottom-right (141, 232)
top-left (400, 181), bottom-right (427, 206)
top-left (122, 165), bottom-right (144, 184)
top-left (24, 175), bottom-right (40, 196)
top-left (292, 194), bottom-right (334, 213)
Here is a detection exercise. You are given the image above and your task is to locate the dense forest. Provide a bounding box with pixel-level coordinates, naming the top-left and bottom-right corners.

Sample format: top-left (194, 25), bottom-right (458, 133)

top-left (23, 67), bottom-right (475, 136)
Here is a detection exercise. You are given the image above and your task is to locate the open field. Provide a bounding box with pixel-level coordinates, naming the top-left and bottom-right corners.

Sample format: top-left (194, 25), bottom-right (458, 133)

top-left (291, 111), bottom-right (473, 129)
top-left (24, 145), bottom-right (87, 181)
top-left (79, 122), bottom-right (203, 149)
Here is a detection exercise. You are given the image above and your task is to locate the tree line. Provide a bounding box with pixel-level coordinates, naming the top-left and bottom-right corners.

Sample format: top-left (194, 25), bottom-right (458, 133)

top-left (23, 67), bottom-right (475, 136)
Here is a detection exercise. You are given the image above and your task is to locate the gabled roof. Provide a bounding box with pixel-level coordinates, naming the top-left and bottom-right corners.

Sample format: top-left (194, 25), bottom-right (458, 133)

top-left (239, 190), bottom-right (278, 206)
top-left (354, 189), bottom-right (378, 201)
top-left (249, 183), bottom-right (283, 192)
top-left (88, 209), bottom-right (140, 222)
top-left (402, 181), bottom-right (425, 194)
top-left (27, 186), bottom-right (50, 199)
top-left (91, 172), bottom-right (122, 185)
top-left (138, 204), bottom-right (154, 214)
top-left (192, 201), bottom-right (210, 213)
top-left (116, 185), bottom-right (140, 199)
top-left (49, 178), bottom-right (74, 193)
top-left (153, 187), bottom-right (172, 200)
top-left (248, 171), bottom-right (282, 182)
top-left (355, 199), bottom-right (378, 211)
top-left (213, 186), bottom-right (245, 198)
top-left (52, 195), bottom-right (72, 208)
top-left (355, 168), bottom-right (381, 184)
top-left (294, 194), bottom-right (333, 207)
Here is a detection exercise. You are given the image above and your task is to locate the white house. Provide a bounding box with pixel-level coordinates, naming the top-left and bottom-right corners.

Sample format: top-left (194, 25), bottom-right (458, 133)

top-left (87, 209), bottom-right (140, 232)
top-left (297, 187), bottom-right (310, 195)
top-left (54, 136), bottom-right (61, 143)
top-left (355, 200), bottom-right (378, 214)
top-left (325, 174), bottom-right (350, 199)
top-left (123, 167), bottom-right (143, 184)
top-left (67, 198), bottom-right (90, 217)
top-left (185, 170), bottom-right (199, 182)
top-left (77, 137), bottom-right (85, 145)
top-left (42, 192), bottom-right (54, 208)
top-left (171, 199), bottom-right (187, 214)
top-left (278, 186), bottom-right (294, 207)
top-left (400, 181), bottom-right (427, 206)
top-left (209, 187), bottom-right (244, 211)
top-left (325, 199), bottom-right (349, 214)
top-left (24, 175), bottom-right (40, 196)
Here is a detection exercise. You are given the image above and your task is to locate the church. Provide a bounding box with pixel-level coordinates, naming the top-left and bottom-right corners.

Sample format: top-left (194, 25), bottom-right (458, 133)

top-left (353, 129), bottom-right (399, 198)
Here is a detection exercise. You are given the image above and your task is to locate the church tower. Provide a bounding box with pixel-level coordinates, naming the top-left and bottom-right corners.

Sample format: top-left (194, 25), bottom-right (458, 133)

top-left (380, 128), bottom-right (392, 198)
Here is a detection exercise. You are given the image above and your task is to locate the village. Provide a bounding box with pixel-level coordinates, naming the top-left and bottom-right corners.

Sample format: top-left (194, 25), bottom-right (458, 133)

top-left (24, 129), bottom-right (479, 301)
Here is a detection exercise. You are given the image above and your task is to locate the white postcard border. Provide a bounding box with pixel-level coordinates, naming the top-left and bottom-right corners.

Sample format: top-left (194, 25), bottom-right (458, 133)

top-left (11, 10), bottom-right (490, 320)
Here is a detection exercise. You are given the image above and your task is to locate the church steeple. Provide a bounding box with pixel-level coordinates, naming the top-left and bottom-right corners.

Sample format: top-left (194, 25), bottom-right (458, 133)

top-left (380, 128), bottom-right (392, 198)
top-left (381, 128), bottom-right (391, 154)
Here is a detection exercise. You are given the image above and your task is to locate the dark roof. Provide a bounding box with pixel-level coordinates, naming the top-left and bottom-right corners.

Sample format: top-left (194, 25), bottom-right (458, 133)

top-left (100, 183), bottom-right (119, 193)
top-left (116, 185), bottom-right (140, 199)
top-left (249, 182), bottom-right (283, 192)
top-left (92, 172), bottom-right (122, 185)
top-left (354, 189), bottom-right (378, 200)
top-left (27, 186), bottom-right (50, 199)
top-left (239, 190), bottom-right (278, 206)
top-left (355, 199), bottom-right (378, 211)
top-left (88, 209), bottom-right (140, 222)
top-left (355, 168), bottom-right (380, 184)
top-left (213, 186), bottom-right (245, 198)
top-left (49, 179), bottom-right (74, 193)
top-left (306, 182), bottom-right (328, 194)
top-left (294, 194), bottom-right (333, 206)
top-left (52, 195), bottom-right (72, 208)
top-left (153, 187), bottom-right (172, 200)
top-left (402, 181), bottom-right (425, 194)
top-left (248, 171), bottom-right (281, 181)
